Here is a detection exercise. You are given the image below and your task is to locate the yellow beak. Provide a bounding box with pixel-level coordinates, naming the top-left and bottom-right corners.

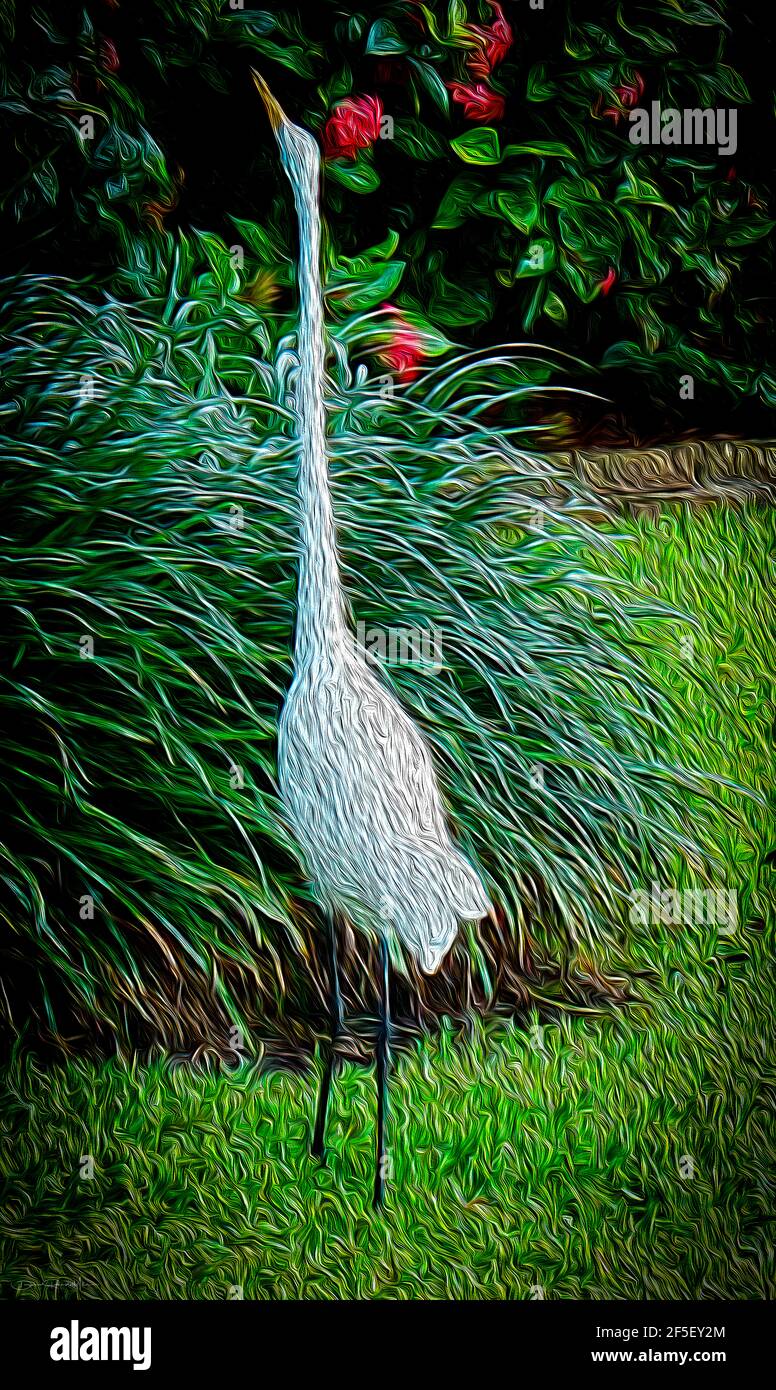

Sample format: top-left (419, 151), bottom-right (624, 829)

top-left (251, 69), bottom-right (287, 133)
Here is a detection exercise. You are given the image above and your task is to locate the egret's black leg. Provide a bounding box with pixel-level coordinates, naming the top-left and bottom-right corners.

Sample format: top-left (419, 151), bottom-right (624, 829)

top-left (312, 910), bottom-right (342, 1162)
top-left (373, 935), bottom-right (391, 1209)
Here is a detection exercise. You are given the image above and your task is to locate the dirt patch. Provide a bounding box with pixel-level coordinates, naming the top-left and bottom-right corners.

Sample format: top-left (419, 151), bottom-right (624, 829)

top-left (546, 438), bottom-right (776, 509)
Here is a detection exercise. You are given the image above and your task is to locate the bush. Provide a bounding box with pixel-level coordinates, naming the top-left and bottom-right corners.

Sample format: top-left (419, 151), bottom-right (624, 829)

top-left (0, 247), bottom-right (729, 1049)
top-left (2, 0), bottom-right (774, 437)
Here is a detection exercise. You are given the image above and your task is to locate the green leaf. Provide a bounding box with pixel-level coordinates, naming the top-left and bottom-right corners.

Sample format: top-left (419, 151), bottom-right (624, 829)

top-left (326, 254), bottom-right (405, 311)
top-left (408, 58), bottom-right (450, 116)
top-left (544, 176), bottom-right (602, 208)
top-left (525, 64), bottom-right (556, 102)
top-left (711, 63), bottom-right (750, 103)
top-left (556, 200), bottom-right (623, 260)
top-left (471, 173), bottom-right (540, 233)
top-left (195, 232), bottom-right (241, 296)
top-left (318, 65), bottom-right (354, 107)
top-left (429, 269), bottom-right (495, 325)
top-left (346, 15), bottom-right (366, 43)
top-left (365, 230), bottom-right (401, 260)
top-left (504, 140), bottom-right (574, 160)
top-left (495, 186), bottom-right (539, 233)
top-left (365, 19), bottom-right (408, 54)
top-left (626, 214), bottom-right (670, 283)
top-left (228, 216), bottom-right (287, 266)
top-left (543, 290), bottom-right (567, 323)
top-left (723, 219), bottom-right (776, 247)
top-left (451, 127), bottom-right (502, 165)
top-left (514, 238), bottom-right (556, 278)
top-left (559, 252), bottom-right (598, 304)
top-left (447, 0), bottom-right (469, 34)
top-left (393, 119), bottom-right (447, 161)
top-left (522, 278), bottom-right (547, 331)
top-left (325, 154), bottom-right (381, 193)
top-left (616, 164), bottom-right (675, 212)
top-left (230, 29), bottom-right (320, 80)
top-left (433, 176), bottom-right (481, 229)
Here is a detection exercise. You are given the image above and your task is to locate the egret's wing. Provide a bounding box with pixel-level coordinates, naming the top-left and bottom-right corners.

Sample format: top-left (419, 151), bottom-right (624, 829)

top-left (342, 677), bottom-right (448, 840)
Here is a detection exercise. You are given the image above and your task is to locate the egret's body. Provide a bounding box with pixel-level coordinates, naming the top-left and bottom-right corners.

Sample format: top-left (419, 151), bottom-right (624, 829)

top-left (279, 639), bottom-right (492, 976)
top-left (254, 73), bottom-right (491, 1203)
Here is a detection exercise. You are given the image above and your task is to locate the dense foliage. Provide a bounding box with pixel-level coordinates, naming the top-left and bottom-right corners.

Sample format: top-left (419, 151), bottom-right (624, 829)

top-left (0, 1), bottom-right (767, 1048)
top-left (2, 251), bottom-right (742, 1048)
top-left (2, 0), bottom-right (774, 439)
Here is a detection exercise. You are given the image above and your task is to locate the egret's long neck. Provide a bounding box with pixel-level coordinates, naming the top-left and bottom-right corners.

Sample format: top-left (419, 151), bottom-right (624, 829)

top-left (283, 131), bottom-right (348, 665)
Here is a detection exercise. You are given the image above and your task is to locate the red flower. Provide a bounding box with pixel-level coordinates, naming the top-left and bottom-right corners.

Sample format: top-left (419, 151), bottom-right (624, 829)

top-left (599, 267), bottom-right (617, 296)
top-left (448, 82), bottom-right (505, 123)
top-left (98, 37), bottom-right (120, 72)
top-left (323, 95), bottom-right (383, 161)
top-left (376, 304), bottom-right (425, 382)
top-left (602, 73), bottom-right (644, 124)
top-left (465, 2), bottom-right (513, 80)
top-left (614, 73), bottom-right (645, 108)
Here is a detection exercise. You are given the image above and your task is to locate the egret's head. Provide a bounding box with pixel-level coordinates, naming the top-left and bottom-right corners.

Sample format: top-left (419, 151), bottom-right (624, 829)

top-left (251, 69), bottom-right (320, 189)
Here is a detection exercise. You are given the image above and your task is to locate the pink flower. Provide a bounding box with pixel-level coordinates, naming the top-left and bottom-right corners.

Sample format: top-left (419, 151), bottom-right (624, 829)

top-left (599, 267), bottom-right (617, 297)
top-left (465, 2), bottom-right (513, 80)
top-left (323, 95), bottom-right (383, 161)
top-left (376, 305), bottom-right (425, 382)
top-left (448, 81), bottom-right (505, 123)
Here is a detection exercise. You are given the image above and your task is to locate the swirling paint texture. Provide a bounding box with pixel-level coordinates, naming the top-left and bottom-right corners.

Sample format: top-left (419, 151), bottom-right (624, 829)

top-left (0, 246), bottom-right (754, 1051)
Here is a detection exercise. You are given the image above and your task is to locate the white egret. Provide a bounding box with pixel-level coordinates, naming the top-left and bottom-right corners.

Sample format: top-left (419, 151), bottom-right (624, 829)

top-left (253, 71), bottom-right (492, 1206)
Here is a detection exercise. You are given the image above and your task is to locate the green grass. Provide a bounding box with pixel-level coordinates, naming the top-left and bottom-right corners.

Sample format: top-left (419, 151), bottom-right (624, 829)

top-left (1, 499), bottom-right (773, 1299)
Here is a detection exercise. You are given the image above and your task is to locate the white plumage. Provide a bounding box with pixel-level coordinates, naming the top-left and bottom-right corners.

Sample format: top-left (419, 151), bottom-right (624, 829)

top-left (253, 74), bottom-right (492, 976)
top-left (279, 637), bottom-right (492, 975)
top-left (253, 72), bottom-right (491, 1200)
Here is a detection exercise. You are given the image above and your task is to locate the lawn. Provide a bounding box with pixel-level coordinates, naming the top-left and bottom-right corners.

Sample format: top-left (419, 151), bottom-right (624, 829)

top-left (1, 499), bottom-right (773, 1300)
